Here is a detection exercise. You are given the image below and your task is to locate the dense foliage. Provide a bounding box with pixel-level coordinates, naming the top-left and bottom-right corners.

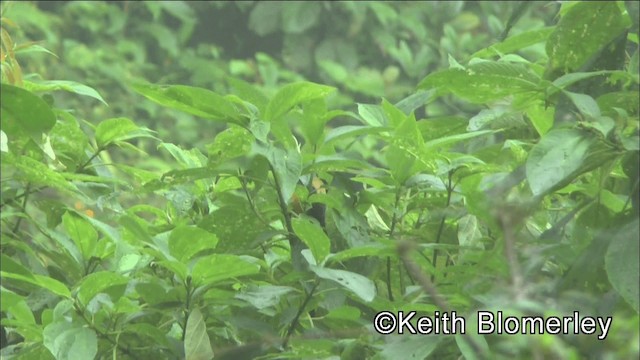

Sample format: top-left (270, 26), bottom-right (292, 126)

top-left (1, 1), bottom-right (638, 359)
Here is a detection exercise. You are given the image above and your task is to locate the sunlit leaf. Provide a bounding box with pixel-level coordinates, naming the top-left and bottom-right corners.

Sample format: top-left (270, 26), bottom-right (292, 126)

top-left (184, 308), bottom-right (214, 360)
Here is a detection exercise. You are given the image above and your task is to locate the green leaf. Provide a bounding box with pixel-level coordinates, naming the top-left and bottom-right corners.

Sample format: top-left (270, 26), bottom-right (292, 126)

top-left (248, 2), bottom-right (282, 36)
top-left (379, 335), bottom-right (442, 360)
top-left (1, 256), bottom-right (71, 298)
top-left (235, 285), bottom-right (296, 310)
top-left (424, 130), bottom-right (496, 151)
top-left (358, 103), bottom-right (388, 126)
top-left (76, 271), bottom-right (129, 306)
top-left (226, 76), bottom-right (269, 112)
top-left (0, 83), bottom-right (56, 138)
top-left (605, 218), bottom-right (639, 312)
top-left (206, 126), bottom-right (254, 167)
top-left (264, 82), bottom-right (334, 122)
top-left (254, 142), bottom-right (302, 204)
top-left (131, 83), bottom-right (242, 124)
top-left (526, 129), bottom-right (618, 196)
top-left (43, 322), bottom-right (98, 360)
top-left (303, 155), bottom-right (373, 173)
top-left (328, 245), bottom-right (393, 263)
top-left (62, 212), bottom-right (98, 261)
top-left (292, 217), bottom-right (330, 263)
top-left (169, 225), bottom-right (219, 262)
top-left (550, 70), bottom-right (614, 91)
top-left (159, 142), bottom-right (207, 168)
top-left (546, 2), bottom-right (631, 73)
top-left (198, 204), bottom-right (265, 253)
top-left (562, 91), bottom-right (601, 119)
top-left (525, 101), bottom-right (554, 136)
top-left (2, 152), bottom-right (78, 193)
top-left (23, 80), bottom-right (108, 105)
top-left (324, 125), bottom-right (392, 145)
top-left (184, 308), bottom-right (214, 360)
top-left (309, 266), bottom-right (375, 302)
top-left (472, 27), bottom-right (554, 59)
top-left (95, 117), bottom-right (157, 148)
top-left (281, 2), bottom-right (320, 33)
top-left (418, 61), bottom-right (541, 104)
top-left (191, 255), bottom-right (260, 285)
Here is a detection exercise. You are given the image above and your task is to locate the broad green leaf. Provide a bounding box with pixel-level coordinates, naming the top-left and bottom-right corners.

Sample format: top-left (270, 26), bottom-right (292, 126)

top-left (546, 2), bottom-right (631, 74)
top-left (184, 308), bottom-right (214, 360)
top-left (1, 256), bottom-right (71, 298)
top-left (281, 2), bottom-right (320, 33)
top-left (395, 90), bottom-right (436, 115)
top-left (424, 130), bottom-right (495, 151)
top-left (292, 217), bottom-right (330, 263)
top-left (562, 91), bottom-right (601, 119)
top-left (597, 91), bottom-right (640, 115)
top-left (381, 98), bottom-right (410, 127)
top-left (551, 70), bottom-right (614, 91)
top-left (525, 101), bottom-right (554, 136)
top-left (2, 152), bottom-right (77, 193)
top-left (62, 212), bottom-right (97, 261)
top-left (386, 144), bottom-right (417, 184)
top-left (43, 322), bottom-right (97, 360)
top-left (95, 117), bottom-right (157, 148)
top-left (198, 204), bottom-right (265, 252)
top-left (328, 245), bottom-right (393, 264)
top-left (0, 83), bottom-right (56, 138)
top-left (379, 335), bottom-right (442, 360)
top-left (605, 218), bottom-right (639, 312)
top-left (456, 314), bottom-right (490, 360)
top-left (1, 130), bottom-right (7, 152)
top-left (76, 271), bottom-right (129, 306)
top-left (264, 82), bottom-right (334, 122)
top-left (235, 285), bottom-right (296, 310)
top-left (457, 215), bottom-right (483, 251)
top-left (248, 2), bottom-right (282, 36)
top-left (206, 126), bottom-right (254, 167)
top-left (50, 111), bottom-right (89, 165)
top-left (157, 260), bottom-right (189, 281)
top-left (358, 103), bottom-right (388, 126)
top-left (526, 128), bottom-right (618, 196)
top-left (0, 288), bottom-right (25, 311)
top-left (1, 254), bottom-right (36, 280)
top-left (418, 61), bottom-right (541, 104)
top-left (319, 60), bottom-right (348, 83)
top-left (131, 83), bottom-right (242, 124)
top-left (472, 27), bottom-right (554, 59)
top-left (309, 266), bottom-right (376, 302)
top-left (159, 143), bottom-right (207, 168)
top-left (160, 167), bottom-right (219, 185)
top-left (253, 142), bottom-right (302, 204)
top-left (119, 214), bottom-right (154, 244)
top-left (303, 155), bottom-right (373, 173)
top-left (324, 125), bottom-right (392, 145)
top-left (226, 76), bottom-right (269, 112)
top-left (191, 254), bottom-right (260, 285)
top-left (124, 323), bottom-right (171, 347)
top-left (169, 225), bottom-right (219, 262)
top-left (23, 80), bottom-right (107, 105)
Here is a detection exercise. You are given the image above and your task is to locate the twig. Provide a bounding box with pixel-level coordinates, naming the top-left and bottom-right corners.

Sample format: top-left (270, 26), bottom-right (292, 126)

top-left (282, 280), bottom-right (319, 348)
top-left (398, 240), bottom-right (487, 360)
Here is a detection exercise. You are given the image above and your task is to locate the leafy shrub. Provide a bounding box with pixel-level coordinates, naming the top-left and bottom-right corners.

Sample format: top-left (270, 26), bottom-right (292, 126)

top-left (1, 1), bottom-right (638, 360)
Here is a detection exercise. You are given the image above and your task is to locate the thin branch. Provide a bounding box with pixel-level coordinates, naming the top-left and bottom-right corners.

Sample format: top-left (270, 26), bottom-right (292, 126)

top-left (398, 240), bottom-right (487, 360)
top-left (431, 170), bottom-right (454, 280)
top-left (282, 280), bottom-right (319, 349)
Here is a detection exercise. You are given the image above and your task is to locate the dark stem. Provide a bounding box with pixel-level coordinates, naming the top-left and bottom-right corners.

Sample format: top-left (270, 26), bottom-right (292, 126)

top-left (431, 171), bottom-right (453, 281)
top-left (282, 281), bottom-right (319, 348)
